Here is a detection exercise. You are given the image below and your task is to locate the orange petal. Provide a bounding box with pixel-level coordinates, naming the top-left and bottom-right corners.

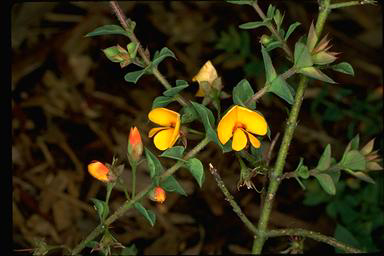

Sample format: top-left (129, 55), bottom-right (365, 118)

top-left (154, 128), bottom-right (175, 150)
top-left (217, 105), bottom-right (237, 145)
top-left (232, 128), bottom-right (247, 151)
top-left (246, 131), bottom-right (261, 148)
top-left (148, 108), bottom-right (180, 127)
top-left (149, 127), bottom-right (168, 138)
top-left (88, 161), bottom-right (109, 182)
top-left (236, 106), bottom-right (267, 135)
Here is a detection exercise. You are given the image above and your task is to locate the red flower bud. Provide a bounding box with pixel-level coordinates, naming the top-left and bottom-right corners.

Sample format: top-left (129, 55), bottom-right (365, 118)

top-left (88, 161), bottom-right (110, 182)
top-left (149, 186), bottom-right (166, 203)
top-left (128, 126), bottom-right (143, 161)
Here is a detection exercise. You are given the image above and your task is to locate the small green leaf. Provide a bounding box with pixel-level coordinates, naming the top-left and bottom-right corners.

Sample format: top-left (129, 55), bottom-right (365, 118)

top-left (124, 69), bottom-right (147, 84)
top-left (306, 22), bottom-right (318, 52)
top-left (185, 158), bottom-right (205, 187)
top-left (273, 9), bottom-right (283, 29)
top-left (134, 202), bottom-right (156, 226)
top-left (152, 96), bottom-right (174, 108)
top-left (267, 76), bottom-right (294, 105)
top-left (348, 171), bottom-right (375, 184)
top-left (264, 41), bottom-right (283, 52)
top-left (181, 104), bottom-right (199, 124)
top-left (85, 25), bottom-right (130, 37)
top-left (266, 4), bottom-right (276, 19)
top-left (160, 175), bottom-right (187, 196)
top-left (160, 146), bottom-right (185, 160)
top-left (316, 144), bottom-right (331, 171)
top-left (341, 150), bottom-right (366, 171)
top-left (226, 0), bottom-right (253, 5)
top-left (144, 148), bottom-right (164, 178)
top-left (298, 67), bottom-right (336, 84)
top-left (294, 157), bottom-right (309, 179)
top-left (102, 46), bottom-right (128, 63)
top-left (314, 173), bottom-right (336, 195)
top-left (285, 22), bottom-right (301, 40)
top-left (121, 244), bottom-right (138, 255)
top-left (331, 62), bottom-right (355, 76)
top-left (334, 225), bottom-right (361, 253)
top-left (261, 46), bottom-right (277, 83)
top-left (127, 42), bottom-right (138, 59)
top-left (163, 81), bottom-right (189, 97)
top-left (294, 42), bottom-right (313, 68)
top-left (232, 79), bottom-right (255, 109)
top-left (90, 198), bottom-right (109, 221)
top-left (152, 47), bottom-right (176, 68)
top-left (312, 51), bottom-right (337, 65)
top-left (239, 20), bottom-right (270, 30)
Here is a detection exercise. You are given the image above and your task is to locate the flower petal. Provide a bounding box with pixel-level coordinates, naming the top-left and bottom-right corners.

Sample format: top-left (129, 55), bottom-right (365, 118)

top-left (88, 161), bottom-right (109, 182)
top-left (149, 127), bottom-right (167, 138)
top-left (246, 131), bottom-right (261, 148)
top-left (232, 128), bottom-right (247, 151)
top-left (148, 108), bottom-right (180, 127)
top-left (154, 128), bottom-right (175, 150)
top-left (195, 86), bottom-right (205, 97)
top-left (217, 105), bottom-right (237, 145)
top-left (237, 106), bottom-right (267, 135)
top-left (192, 60), bottom-right (218, 84)
top-left (169, 115), bottom-right (181, 147)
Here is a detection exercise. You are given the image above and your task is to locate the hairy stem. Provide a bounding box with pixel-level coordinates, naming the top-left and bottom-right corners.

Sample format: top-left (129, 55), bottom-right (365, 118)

top-left (329, 0), bottom-right (377, 9)
top-left (71, 137), bottom-right (210, 255)
top-left (109, 1), bottom-right (188, 106)
top-left (252, 1), bottom-right (332, 253)
top-left (267, 228), bottom-right (364, 253)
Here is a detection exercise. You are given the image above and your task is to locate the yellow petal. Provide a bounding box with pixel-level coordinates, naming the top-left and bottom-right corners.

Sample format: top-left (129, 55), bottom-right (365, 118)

top-left (236, 106), bottom-right (267, 135)
top-left (148, 108), bottom-right (180, 127)
top-left (246, 131), bottom-right (261, 148)
top-left (169, 115), bottom-right (181, 147)
top-left (195, 86), bottom-right (205, 97)
top-left (149, 127), bottom-right (167, 138)
top-left (154, 128), bottom-right (174, 150)
top-left (217, 105), bottom-right (237, 145)
top-left (88, 161), bottom-right (109, 182)
top-left (192, 60), bottom-right (218, 84)
top-left (232, 128), bottom-right (247, 151)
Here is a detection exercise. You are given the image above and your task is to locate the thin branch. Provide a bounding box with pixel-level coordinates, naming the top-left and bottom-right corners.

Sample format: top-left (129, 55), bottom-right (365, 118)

top-left (208, 163), bottom-right (258, 235)
top-left (267, 228), bottom-right (364, 253)
top-left (251, 1), bottom-right (293, 60)
top-left (330, 0), bottom-right (377, 9)
top-left (71, 137), bottom-right (211, 255)
top-left (109, 1), bottom-right (188, 106)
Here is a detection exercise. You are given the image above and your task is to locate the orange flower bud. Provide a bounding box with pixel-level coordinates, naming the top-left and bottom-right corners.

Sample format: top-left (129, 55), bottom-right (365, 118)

top-left (149, 186), bottom-right (166, 203)
top-left (88, 161), bottom-right (110, 182)
top-left (128, 126), bottom-right (143, 161)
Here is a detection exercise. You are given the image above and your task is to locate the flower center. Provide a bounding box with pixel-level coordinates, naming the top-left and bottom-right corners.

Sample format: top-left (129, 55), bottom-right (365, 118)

top-left (233, 122), bottom-right (246, 133)
top-left (169, 122), bottom-right (176, 128)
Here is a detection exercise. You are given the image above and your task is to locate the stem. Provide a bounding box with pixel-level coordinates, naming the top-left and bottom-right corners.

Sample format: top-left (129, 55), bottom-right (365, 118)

top-left (330, 0), bottom-right (377, 9)
top-left (252, 1), bottom-right (332, 253)
top-left (131, 163), bottom-right (136, 198)
top-left (109, 1), bottom-right (188, 107)
top-left (251, 1), bottom-right (293, 60)
top-left (209, 163), bottom-right (258, 235)
top-left (267, 228), bottom-right (364, 253)
top-left (71, 137), bottom-right (210, 255)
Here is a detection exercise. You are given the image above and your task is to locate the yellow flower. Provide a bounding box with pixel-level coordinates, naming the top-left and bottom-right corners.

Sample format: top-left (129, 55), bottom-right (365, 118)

top-left (88, 161), bottom-right (110, 182)
top-left (217, 105), bottom-right (267, 151)
top-left (148, 108), bottom-right (181, 150)
top-left (192, 60), bottom-right (218, 97)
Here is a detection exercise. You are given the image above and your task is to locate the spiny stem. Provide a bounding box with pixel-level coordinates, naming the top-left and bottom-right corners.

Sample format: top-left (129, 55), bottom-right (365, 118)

top-left (71, 137), bottom-right (210, 255)
top-left (109, 1), bottom-right (188, 106)
top-left (267, 228), bottom-right (364, 253)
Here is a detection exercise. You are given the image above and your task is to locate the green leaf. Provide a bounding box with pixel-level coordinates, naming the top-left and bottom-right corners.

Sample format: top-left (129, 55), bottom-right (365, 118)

top-left (124, 69), bottom-right (147, 84)
top-left (316, 144), bottom-right (331, 171)
top-left (285, 22), bottom-right (301, 40)
top-left (294, 42), bottom-right (313, 68)
top-left (152, 96), bottom-right (174, 108)
top-left (232, 79), bottom-right (255, 109)
top-left (185, 158), bottom-right (205, 187)
top-left (298, 67), bottom-right (336, 84)
top-left (306, 22), bottom-right (318, 52)
top-left (163, 81), bottom-right (189, 97)
top-left (267, 76), bottom-right (294, 105)
top-left (160, 146), bottom-right (185, 160)
top-left (134, 202), bottom-right (156, 226)
top-left (261, 46), bottom-right (277, 83)
top-left (312, 51), bottom-right (337, 65)
top-left (331, 62), bottom-right (355, 76)
top-left (266, 4), bottom-right (276, 19)
top-left (273, 9), bottom-right (283, 29)
top-left (152, 47), bottom-right (176, 68)
top-left (334, 225), bottom-right (361, 253)
top-left (181, 104), bottom-right (199, 124)
top-left (264, 41), bottom-right (283, 52)
top-left (160, 175), bottom-right (187, 196)
top-left (294, 157), bottom-right (309, 179)
top-left (341, 150), bottom-right (366, 171)
top-left (144, 148), bottom-right (164, 178)
top-left (226, 0), bottom-right (253, 5)
top-left (102, 46), bottom-right (128, 63)
top-left (348, 171), bottom-right (375, 184)
top-left (85, 25), bottom-right (130, 37)
top-left (239, 20), bottom-right (270, 30)
top-left (121, 244), bottom-right (138, 255)
top-left (127, 42), bottom-right (138, 59)
top-left (90, 198), bottom-right (109, 221)
top-left (314, 173), bottom-right (336, 195)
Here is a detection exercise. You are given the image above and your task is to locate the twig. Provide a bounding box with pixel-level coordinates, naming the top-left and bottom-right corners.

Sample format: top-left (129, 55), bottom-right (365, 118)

top-left (266, 132), bottom-right (280, 166)
top-left (109, 1), bottom-right (188, 106)
top-left (267, 228), bottom-right (364, 253)
top-left (330, 0), bottom-right (377, 9)
top-left (208, 163), bottom-right (258, 235)
top-left (71, 137), bottom-right (210, 255)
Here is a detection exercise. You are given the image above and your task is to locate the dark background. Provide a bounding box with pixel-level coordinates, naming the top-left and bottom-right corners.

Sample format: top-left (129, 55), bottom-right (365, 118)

top-left (12, 1), bottom-right (383, 254)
